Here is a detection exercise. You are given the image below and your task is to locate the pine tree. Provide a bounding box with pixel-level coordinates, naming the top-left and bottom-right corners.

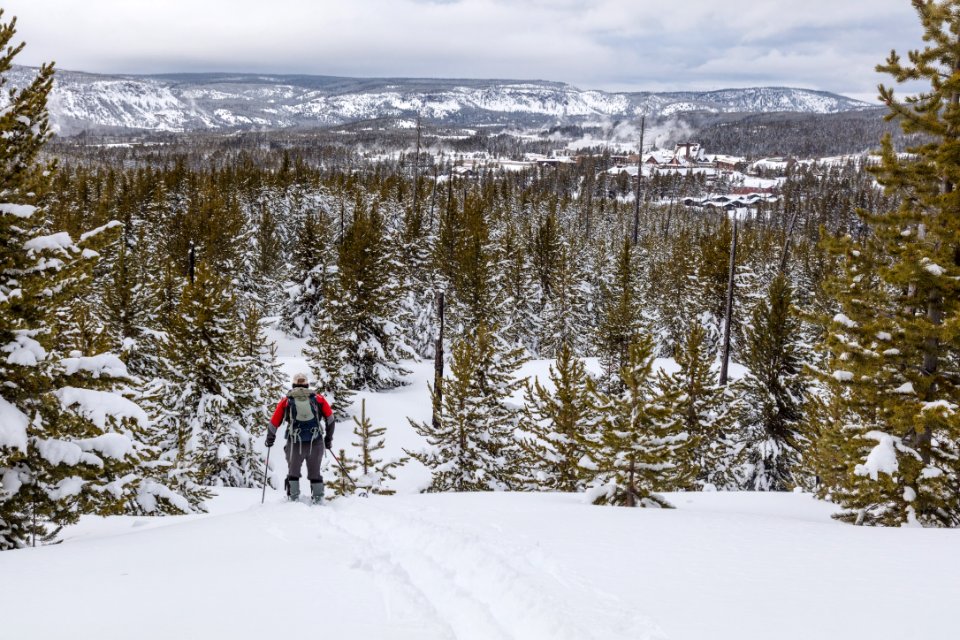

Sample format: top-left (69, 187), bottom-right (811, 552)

top-left (807, 1), bottom-right (960, 523)
top-left (408, 323), bottom-right (525, 492)
top-left (236, 303), bottom-right (286, 466)
top-left (281, 206), bottom-right (333, 337)
top-left (396, 198), bottom-right (438, 358)
top-left (539, 241), bottom-right (591, 358)
top-left (595, 239), bottom-right (645, 393)
top-left (351, 398), bottom-right (406, 495)
top-left (305, 303), bottom-right (355, 421)
top-left (0, 15), bottom-right (195, 548)
top-left (247, 196), bottom-right (285, 313)
top-left (306, 201), bottom-right (409, 414)
top-left (657, 324), bottom-right (739, 490)
top-left (697, 218), bottom-right (736, 344)
top-left (329, 447), bottom-right (359, 498)
top-left (155, 264), bottom-right (261, 488)
top-left (518, 342), bottom-right (599, 491)
top-left (591, 336), bottom-right (694, 507)
top-left (499, 222), bottom-right (539, 354)
top-left (734, 274), bottom-right (806, 491)
top-left (651, 228), bottom-right (705, 355)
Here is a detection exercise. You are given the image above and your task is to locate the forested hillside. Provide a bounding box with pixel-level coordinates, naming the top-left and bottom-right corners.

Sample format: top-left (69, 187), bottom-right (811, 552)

top-left (4, 4), bottom-right (960, 553)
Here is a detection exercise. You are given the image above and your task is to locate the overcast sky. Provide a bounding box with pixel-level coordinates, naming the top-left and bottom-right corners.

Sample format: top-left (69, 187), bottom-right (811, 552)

top-left (2, 0), bottom-right (925, 101)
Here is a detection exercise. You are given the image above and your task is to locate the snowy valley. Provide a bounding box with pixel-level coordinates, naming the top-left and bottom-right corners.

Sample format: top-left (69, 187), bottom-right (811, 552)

top-left (5, 4), bottom-right (960, 640)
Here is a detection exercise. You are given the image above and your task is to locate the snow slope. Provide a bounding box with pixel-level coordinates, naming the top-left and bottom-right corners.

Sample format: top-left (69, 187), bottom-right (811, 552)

top-left (5, 328), bottom-right (953, 639)
top-left (1, 489), bottom-right (957, 640)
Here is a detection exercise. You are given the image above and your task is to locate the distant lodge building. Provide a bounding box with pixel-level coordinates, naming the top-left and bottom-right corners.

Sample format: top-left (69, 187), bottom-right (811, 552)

top-left (600, 143), bottom-right (746, 176)
top-left (682, 192), bottom-right (778, 212)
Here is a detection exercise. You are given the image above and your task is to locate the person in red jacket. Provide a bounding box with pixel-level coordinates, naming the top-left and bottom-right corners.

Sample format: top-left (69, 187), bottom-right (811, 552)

top-left (266, 372), bottom-right (335, 504)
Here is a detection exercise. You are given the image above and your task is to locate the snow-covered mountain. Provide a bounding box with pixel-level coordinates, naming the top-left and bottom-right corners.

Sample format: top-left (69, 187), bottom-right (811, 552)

top-left (9, 66), bottom-right (871, 134)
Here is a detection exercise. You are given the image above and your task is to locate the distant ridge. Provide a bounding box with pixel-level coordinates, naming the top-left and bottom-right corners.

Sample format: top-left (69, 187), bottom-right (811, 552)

top-left (8, 66), bottom-right (872, 135)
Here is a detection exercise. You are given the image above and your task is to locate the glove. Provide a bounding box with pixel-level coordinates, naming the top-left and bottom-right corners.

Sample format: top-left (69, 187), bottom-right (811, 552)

top-left (265, 432), bottom-right (276, 448)
top-left (324, 437), bottom-right (333, 450)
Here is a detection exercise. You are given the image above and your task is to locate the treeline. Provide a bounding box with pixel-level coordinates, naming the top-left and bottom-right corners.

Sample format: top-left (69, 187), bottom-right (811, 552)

top-left (13, 127), bottom-right (900, 523)
top-left (691, 109), bottom-right (924, 158)
top-left (5, 5), bottom-right (960, 551)
top-left (7, 88), bottom-right (932, 548)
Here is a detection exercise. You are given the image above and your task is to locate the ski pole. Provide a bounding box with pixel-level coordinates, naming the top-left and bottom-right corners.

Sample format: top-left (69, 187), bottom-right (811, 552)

top-left (260, 446), bottom-right (272, 505)
top-left (327, 448), bottom-right (368, 498)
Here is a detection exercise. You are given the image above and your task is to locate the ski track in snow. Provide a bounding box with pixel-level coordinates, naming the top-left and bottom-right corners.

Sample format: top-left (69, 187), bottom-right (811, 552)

top-left (3, 490), bottom-right (960, 640)
top-left (321, 501), bottom-right (664, 640)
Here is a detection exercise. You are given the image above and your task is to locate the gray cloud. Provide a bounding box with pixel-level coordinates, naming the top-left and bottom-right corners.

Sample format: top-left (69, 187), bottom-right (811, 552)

top-left (2, 0), bottom-right (927, 98)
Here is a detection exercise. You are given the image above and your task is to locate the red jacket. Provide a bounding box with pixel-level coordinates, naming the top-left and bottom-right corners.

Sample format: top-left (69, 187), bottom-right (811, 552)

top-left (270, 394), bottom-right (333, 427)
top-left (268, 391), bottom-right (335, 440)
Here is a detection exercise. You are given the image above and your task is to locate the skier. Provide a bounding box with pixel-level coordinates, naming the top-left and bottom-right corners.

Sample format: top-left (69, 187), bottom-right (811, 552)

top-left (266, 372), bottom-right (335, 504)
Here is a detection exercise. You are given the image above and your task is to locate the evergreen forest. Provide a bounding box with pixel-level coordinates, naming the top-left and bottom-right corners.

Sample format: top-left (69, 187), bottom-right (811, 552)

top-left (4, 2), bottom-right (960, 551)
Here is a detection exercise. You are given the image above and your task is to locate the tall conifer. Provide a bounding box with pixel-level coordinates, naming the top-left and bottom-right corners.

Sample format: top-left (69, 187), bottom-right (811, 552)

top-left (809, 0), bottom-right (960, 525)
top-left (591, 336), bottom-right (694, 507)
top-left (734, 274), bottom-right (806, 491)
top-left (518, 342), bottom-right (599, 491)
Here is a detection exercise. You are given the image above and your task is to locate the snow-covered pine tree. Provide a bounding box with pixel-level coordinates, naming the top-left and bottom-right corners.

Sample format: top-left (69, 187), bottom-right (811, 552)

top-left (307, 200), bottom-right (409, 418)
top-left (518, 341), bottom-right (599, 491)
top-left (499, 221), bottom-right (540, 354)
top-left (539, 241), bottom-right (591, 359)
top-left (246, 193), bottom-right (285, 314)
top-left (807, 1), bottom-right (960, 526)
top-left (101, 221), bottom-right (151, 362)
top-left (651, 228), bottom-right (705, 356)
top-left (351, 398), bottom-right (406, 495)
top-left (236, 302), bottom-right (285, 476)
top-left (657, 323), bottom-right (739, 490)
top-left (696, 217), bottom-right (737, 349)
top-left (0, 18), bottom-right (193, 548)
top-left (733, 273), bottom-right (806, 491)
top-left (396, 195), bottom-right (438, 358)
top-left (590, 336), bottom-right (694, 508)
top-left (408, 322), bottom-right (526, 492)
top-left (281, 206), bottom-right (334, 337)
top-left (594, 239), bottom-right (645, 393)
top-left (804, 240), bottom-right (914, 523)
top-left (305, 302), bottom-right (354, 421)
top-left (155, 263), bottom-right (261, 488)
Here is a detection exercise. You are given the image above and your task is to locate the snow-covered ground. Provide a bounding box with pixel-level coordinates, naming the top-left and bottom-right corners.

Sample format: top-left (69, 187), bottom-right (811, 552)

top-left (2, 489), bottom-right (957, 640)
top-left (6, 328), bottom-right (954, 639)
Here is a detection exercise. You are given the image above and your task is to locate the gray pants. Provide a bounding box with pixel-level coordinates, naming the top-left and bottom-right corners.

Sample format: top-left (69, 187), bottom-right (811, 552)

top-left (284, 439), bottom-right (324, 481)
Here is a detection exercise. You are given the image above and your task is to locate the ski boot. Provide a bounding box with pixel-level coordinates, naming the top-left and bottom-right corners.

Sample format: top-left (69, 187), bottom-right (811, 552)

top-left (285, 476), bottom-right (301, 502)
top-left (310, 479), bottom-right (325, 505)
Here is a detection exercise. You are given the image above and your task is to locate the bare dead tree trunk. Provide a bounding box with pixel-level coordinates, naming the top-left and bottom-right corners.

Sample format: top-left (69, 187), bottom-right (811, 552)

top-left (632, 116), bottom-right (646, 246)
top-left (720, 217), bottom-right (739, 386)
top-left (432, 292), bottom-right (445, 431)
top-left (429, 165), bottom-right (438, 231)
top-left (412, 115), bottom-right (422, 215)
top-left (662, 198), bottom-right (675, 239)
top-left (778, 210), bottom-right (799, 275)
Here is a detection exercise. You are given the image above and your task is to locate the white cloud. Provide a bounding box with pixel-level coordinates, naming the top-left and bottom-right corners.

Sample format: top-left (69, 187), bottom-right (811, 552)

top-left (1, 0), bottom-right (926, 94)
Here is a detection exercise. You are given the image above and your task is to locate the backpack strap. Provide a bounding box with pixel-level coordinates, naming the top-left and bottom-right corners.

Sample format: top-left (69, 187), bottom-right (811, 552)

top-left (308, 394), bottom-right (322, 439)
top-left (285, 394), bottom-right (304, 442)
top-left (285, 394), bottom-right (296, 423)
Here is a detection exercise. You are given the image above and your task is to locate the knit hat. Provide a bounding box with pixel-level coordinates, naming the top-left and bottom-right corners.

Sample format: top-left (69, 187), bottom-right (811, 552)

top-left (292, 372), bottom-right (309, 386)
